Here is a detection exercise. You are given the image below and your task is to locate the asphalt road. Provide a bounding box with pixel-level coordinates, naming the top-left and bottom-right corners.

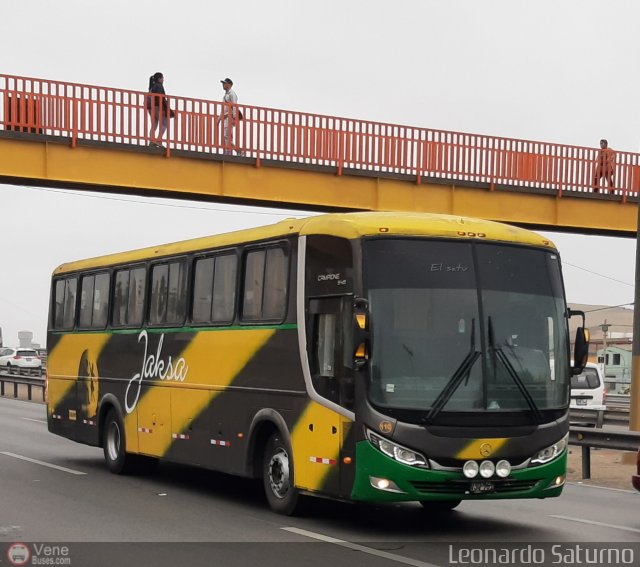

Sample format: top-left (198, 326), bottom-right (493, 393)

top-left (1, 397), bottom-right (639, 567)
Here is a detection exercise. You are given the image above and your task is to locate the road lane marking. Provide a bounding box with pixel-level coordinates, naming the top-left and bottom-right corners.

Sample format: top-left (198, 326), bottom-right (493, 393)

top-left (549, 515), bottom-right (640, 534)
top-left (281, 527), bottom-right (439, 567)
top-left (0, 397), bottom-right (45, 407)
top-left (567, 481), bottom-right (638, 494)
top-left (20, 417), bottom-right (46, 424)
top-left (0, 452), bottom-right (87, 476)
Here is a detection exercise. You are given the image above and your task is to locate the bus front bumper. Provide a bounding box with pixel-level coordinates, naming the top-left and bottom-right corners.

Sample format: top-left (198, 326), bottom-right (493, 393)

top-left (351, 441), bottom-right (567, 502)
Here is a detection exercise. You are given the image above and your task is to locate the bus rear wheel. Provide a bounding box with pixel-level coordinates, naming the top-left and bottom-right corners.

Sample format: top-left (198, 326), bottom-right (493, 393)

top-left (263, 432), bottom-right (300, 515)
top-left (419, 500), bottom-right (461, 511)
top-left (103, 408), bottom-right (137, 474)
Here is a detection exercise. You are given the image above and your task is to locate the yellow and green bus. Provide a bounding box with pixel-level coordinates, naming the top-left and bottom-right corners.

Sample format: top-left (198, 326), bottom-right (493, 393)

top-left (47, 212), bottom-right (588, 514)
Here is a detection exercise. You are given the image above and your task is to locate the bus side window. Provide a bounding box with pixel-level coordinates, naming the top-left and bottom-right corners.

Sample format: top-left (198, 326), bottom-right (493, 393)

top-left (242, 245), bottom-right (288, 322)
top-left (316, 313), bottom-right (336, 378)
top-left (80, 273), bottom-right (111, 329)
top-left (192, 254), bottom-right (237, 324)
top-left (79, 275), bottom-right (95, 328)
top-left (309, 297), bottom-right (354, 409)
top-left (150, 261), bottom-right (187, 326)
top-left (53, 280), bottom-right (66, 328)
top-left (112, 267), bottom-right (146, 327)
top-left (54, 277), bottom-right (78, 330)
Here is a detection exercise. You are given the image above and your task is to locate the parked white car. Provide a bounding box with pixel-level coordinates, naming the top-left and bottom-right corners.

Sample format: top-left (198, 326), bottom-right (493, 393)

top-left (570, 362), bottom-right (606, 410)
top-left (0, 347), bottom-right (42, 375)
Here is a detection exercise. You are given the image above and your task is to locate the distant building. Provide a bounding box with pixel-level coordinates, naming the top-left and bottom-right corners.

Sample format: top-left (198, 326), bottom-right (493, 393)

top-left (18, 330), bottom-right (33, 348)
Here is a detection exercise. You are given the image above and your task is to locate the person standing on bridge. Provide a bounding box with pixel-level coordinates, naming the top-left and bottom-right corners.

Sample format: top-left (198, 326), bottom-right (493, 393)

top-left (220, 78), bottom-right (243, 156)
top-left (593, 138), bottom-right (616, 193)
top-left (146, 72), bottom-right (174, 148)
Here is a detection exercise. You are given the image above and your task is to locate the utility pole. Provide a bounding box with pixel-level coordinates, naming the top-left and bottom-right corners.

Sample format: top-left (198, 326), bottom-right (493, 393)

top-left (601, 320), bottom-right (609, 388)
top-left (631, 206), bottom-right (640, 431)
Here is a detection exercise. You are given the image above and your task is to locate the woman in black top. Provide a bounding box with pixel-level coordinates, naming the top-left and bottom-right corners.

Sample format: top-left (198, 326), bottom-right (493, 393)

top-left (147, 72), bottom-right (170, 147)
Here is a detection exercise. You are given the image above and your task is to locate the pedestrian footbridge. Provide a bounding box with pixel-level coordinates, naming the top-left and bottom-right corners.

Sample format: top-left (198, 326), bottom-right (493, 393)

top-left (0, 74), bottom-right (637, 236)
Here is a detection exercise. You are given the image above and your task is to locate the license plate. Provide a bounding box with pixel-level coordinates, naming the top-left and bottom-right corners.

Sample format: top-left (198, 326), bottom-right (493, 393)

top-left (576, 398), bottom-right (587, 406)
top-left (470, 481), bottom-right (494, 494)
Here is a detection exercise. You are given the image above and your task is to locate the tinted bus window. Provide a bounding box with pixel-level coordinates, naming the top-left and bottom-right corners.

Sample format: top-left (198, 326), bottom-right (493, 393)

top-left (113, 267), bottom-right (146, 327)
top-left (263, 248), bottom-right (288, 319)
top-left (242, 247), bottom-right (288, 322)
top-left (243, 250), bottom-right (266, 320)
top-left (80, 273), bottom-right (111, 328)
top-left (54, 278), bottom-right (77, 330)
top-left (93, 273), bottom-right (110, 327)
top-left (79, 275), bottom-right (95, 328)
top-left (113, 270), bottom-right (129, 326)
top-left (128, 268), bottom-right (146, 326)
top-left (193, 257), bottom-right (214, 323)
top-left (150, 264), bottom-right (169, 324)
top-left (212, 255), bottom-right (237, 322)
top-left (193, 254), bottom-right (237, 324)
top-left (150, 261), bottom-right (186, 326)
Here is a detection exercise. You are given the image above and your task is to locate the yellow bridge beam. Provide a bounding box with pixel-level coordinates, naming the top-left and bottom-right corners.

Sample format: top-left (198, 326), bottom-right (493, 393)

top-left (0, 136), bottom-right (636, 236)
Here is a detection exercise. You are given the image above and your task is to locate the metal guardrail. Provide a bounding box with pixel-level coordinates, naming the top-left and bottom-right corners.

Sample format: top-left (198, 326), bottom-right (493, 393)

top-left (569, 427), bottom-right (640, 480)
top-left (606, 394), bottom-right (630, 407)
top-left (570, 406), bottom-right (630, 428)
top-left (0, 373), bottom-right (45, 402)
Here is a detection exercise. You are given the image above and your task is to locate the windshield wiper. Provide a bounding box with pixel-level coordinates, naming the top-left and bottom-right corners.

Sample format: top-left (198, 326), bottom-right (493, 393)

top-left (488, 316), bottom-right (544, 424)
top-left (423, 319), bottom-right (480, 424)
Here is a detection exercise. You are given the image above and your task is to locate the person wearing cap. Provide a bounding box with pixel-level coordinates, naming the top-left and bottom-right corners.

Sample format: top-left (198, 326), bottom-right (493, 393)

top-left (593, 138), bottom-right (616, 193)
top-left (220, 78), bottom-right (242, 155)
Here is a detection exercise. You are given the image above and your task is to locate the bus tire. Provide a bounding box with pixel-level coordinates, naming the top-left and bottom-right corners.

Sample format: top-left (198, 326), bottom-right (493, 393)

top-left (103, 408), bottom-right (135, 474)
top-left (419, 500), bottom-right (461, 511)
top-left (263, 432), bottom-right (300, 515)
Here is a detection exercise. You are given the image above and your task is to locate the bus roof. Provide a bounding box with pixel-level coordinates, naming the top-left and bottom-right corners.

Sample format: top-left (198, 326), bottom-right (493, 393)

top-left (53, 212), bottom-right (556, 275)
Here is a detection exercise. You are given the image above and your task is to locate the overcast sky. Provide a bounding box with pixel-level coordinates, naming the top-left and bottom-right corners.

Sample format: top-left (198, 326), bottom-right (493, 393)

top-left (1, 0), bottom-right (638, 346)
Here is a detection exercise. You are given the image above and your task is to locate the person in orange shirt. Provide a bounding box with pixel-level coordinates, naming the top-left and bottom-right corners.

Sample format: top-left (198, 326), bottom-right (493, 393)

top-left (593, 138), bottom-right (616, 193)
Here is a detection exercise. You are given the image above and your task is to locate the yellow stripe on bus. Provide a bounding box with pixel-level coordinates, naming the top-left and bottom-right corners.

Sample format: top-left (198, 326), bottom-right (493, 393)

top-left (124, 328), bottom-right (276, 457)
top-left (47, 333), bottom-right (111, 415)
top-left (291, 401), bottom-right (352, 492)
top-left (455, 438), bottom-right (509, 460)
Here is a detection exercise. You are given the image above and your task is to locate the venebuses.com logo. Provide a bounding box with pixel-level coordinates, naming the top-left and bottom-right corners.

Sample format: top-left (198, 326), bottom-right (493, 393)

top-left (6, 543), bottom-right (71, 565)
top-left (7, 543), bottom-right (30, 566)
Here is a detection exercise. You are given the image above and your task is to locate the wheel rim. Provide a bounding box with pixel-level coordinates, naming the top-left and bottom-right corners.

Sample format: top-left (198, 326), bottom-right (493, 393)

top-left (268, 447), bottom-right (291, 499)
top-left (106, 421), bottom-right (121, 462)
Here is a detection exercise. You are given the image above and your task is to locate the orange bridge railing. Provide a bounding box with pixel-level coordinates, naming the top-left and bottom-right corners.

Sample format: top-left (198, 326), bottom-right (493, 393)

top-left (1, 74), bottom-right (637, 202)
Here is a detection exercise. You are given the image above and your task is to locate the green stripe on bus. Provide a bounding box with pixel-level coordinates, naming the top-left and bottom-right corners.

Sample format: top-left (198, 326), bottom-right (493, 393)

top-left (52, 323), bottom-right (298, 335)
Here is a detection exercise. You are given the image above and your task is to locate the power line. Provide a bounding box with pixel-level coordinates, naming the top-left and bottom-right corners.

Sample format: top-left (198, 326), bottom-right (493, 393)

top-left (562, 261), bottom-right (634, 288)
top-left (5, 186), bottom-right (637, 289)
top-left (583, 302), bottom-right (635, 313)
top-left (13, 185), bottom-right (312, 219)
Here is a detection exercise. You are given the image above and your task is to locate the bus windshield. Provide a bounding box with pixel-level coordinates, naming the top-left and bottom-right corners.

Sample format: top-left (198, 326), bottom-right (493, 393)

top-left (364, 239), bottom-right (569, 418)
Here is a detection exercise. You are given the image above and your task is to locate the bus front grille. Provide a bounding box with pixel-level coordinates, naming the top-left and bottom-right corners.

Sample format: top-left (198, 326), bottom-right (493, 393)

top-left (409, 479), bottom-right (540, 494)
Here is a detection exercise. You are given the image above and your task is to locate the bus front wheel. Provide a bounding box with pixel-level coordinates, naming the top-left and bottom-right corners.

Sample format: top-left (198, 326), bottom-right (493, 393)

top-left (263, 432), bottom-right (300, 515)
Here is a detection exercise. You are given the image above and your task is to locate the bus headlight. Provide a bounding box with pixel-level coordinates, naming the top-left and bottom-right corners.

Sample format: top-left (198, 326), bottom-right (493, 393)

top-left (530, 434), bottom-right (568, 465)
top-left (463, 460), bottom-right (479, 478)
top-left (479, 460), bottom-right (495, 478)
top-left (495, 460), bottom-right (512, 478)
top-left (367, 430), bottom-right (428, 467)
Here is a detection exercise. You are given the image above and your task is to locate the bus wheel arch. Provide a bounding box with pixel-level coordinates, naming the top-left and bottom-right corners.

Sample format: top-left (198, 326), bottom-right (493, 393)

top-left (97, 394), bottom-right (123, 448)
top-left (246, 409), bottom-right (291, 479)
